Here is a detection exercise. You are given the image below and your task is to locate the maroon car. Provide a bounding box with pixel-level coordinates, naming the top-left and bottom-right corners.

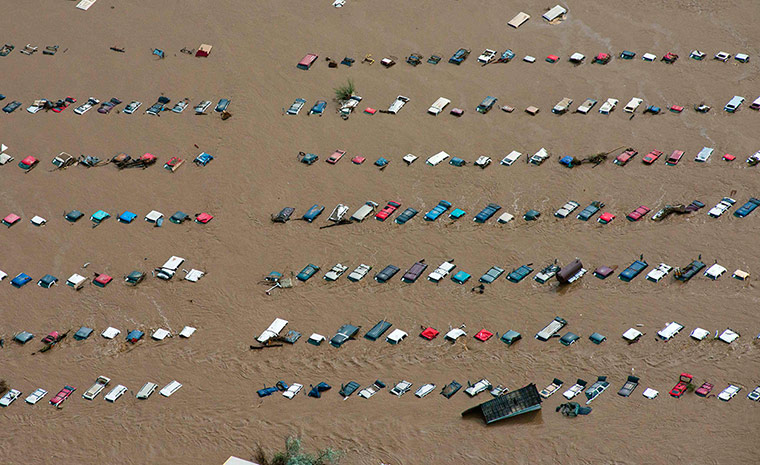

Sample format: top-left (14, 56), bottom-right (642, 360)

top-left (626, 206), bottom-right (651, 221)
top-left (50, 385), bottom-right (76, 407)
top-left (642, 150), bottom-right (663, 164)
top-left (375, 201), bottom-right (401, 221)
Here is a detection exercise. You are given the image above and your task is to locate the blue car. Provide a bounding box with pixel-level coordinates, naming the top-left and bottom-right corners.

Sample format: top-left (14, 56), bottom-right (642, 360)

top-left (449, 48), bottom-right (471, 65)
top-left (302, 204), bottom-right (324, 222)
top-left (734, 198), bottom-right (760, 218)
top-left (474, 203), bottom-right (501, 223)
top-left (619, 260), bottom-right (648, 282)
top-left (11, 273), bottom-right (32, 288)
top-left (296, 264), bottom-right (320, 281)
top-left (507, 265), bottom-right (534, 283)
top-left (577, 201), bottom-right (603, 221)
top-left (425, 200), bottom-right (452, 221)
top-left (309, 100), bottom-right (327, 115)
top-left (215, 98), bottom-right (231, 112)
top-left (3, 101), bottom-right (22, 113)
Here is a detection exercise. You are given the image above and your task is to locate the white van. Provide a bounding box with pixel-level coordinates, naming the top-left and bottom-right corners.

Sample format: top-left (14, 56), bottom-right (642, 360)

top-left (500, 150), bottom-right (522, 165)
top-left (387, 95), bottom-right (409, 114)
top-left (428, 98), bottom-right (449, 115)
top-left (750, 96), bottom-right (760, 110)
top-left (426, 151), bottom-right (450, 166)
top-left (724, 95), bottom-right (744, 113)
top-left (428, 261), bottom-right (455, 282)
top-left (350, 201), bottom-right (378, 222)
top-left (160, 380), bottom-right (182, 397)
top-left (136, 382), bottom-right (158, 399)
top-left (104, 385), bottom-right (128, 402)
top-left (624, 98), bottom-right (643, 113)
top-left (599, 98), bottom-right (618, 114)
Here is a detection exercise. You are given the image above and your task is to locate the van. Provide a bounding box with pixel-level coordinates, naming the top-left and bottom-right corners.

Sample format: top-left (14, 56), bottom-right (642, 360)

top-left (500, 150), bottom-right (522, 165)
top-left (426, 151), bottom-right (450, 166)
top-left (624, 98), bottom-right (643, 113)
top-left (529, 148), bottom-right (549, 165)
top-left (428, 97), bottom-right (450, 115)
top-left (750, 96), bottom-right (760, 110)
top-left (552, 97), bottom-right (573, 114)
top-left (160, 381), bottom-right (182, 397)
top-left (657, 322), bottom-right (684, 340)
top-left (724, 95), bottom-right (744, 113)
top-left (104, 385), bottom-right (128, 402)
top-left (156, 256), bottom-right (184, 280)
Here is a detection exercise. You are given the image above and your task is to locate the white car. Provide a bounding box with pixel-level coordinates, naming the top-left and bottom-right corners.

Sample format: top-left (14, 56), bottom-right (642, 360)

top-left (477, 49), bottom-right (497, 64)
top-left (83, 376), bottom-right (111, 400)
top-left (194, 100), bottom-right (211, 114)
top-left (390, 380), bottom-right (413, 397)
top-left (387, 95), bottom-right (410, 114)
top-left (25, 388), bottom-right (47, 405)
top-left (646, 263), bottom-right (672, 282)
top-left (576, 98), bottom-right (597, 114)
top-left (624, 97), bottom-right (643, 113)
top-left (714, 51), bottom-right (731, 62)
top-left (599, 98), bottom-right (618, 114)
top-left (0, 389), bottom-right (21, 407)
top-left (708, 197), bottom-right (736, 217)
top-left (160, 380), bottom-right (182, 397)
top-left (283, 383), bottom-right (303, 399)
top-left (123, 101), bottom-right (142, 114)
top-left (136, 382), bottom-right (158, 399)
top-left (718, 384), bottom-right (741, 401)
top-left (74, 97), bottom-right (99, 115)
top-left (554, 201), bottom-right (580, 218)
top-left (324, 264), bottom-right (348, 281)
top-left (695, 147), bottom-right (713, 162)
top-left (464, 379), bottom-right (491, 397)
top-left (474, 156), bottom-right (492, 168)
top-left (27, 99), bottom-right (48, 114)
top-left (104, 385), bottom-right (128, 402)
top-left (414, 384), bottom-right (436, 398)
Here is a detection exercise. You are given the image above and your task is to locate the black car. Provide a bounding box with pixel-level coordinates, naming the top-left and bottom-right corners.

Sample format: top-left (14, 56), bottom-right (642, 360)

top-left (3, 100), bottom-right (22, 113)
top-left (330, 324), bottom-right (360, 348)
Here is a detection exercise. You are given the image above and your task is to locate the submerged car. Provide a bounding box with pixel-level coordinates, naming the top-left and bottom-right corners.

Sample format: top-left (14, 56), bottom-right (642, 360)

top-left (669, 373), bottom-right (692, 398)
top-left (50, 385), bottom-right (76, 407)
top-left (194, 100), bottom-right (212, 114)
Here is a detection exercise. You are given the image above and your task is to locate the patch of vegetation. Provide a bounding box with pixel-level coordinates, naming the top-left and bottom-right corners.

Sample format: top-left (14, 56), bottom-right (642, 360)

top-left (255, 437), bottom-right (342, 465)
top-left (334, 79), bottom-right (356, 102)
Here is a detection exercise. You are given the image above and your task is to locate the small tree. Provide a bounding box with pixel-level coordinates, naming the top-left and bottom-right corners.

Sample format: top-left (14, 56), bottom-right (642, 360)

top-left (254, 436), bottom-right (342, 465)
top-left (334, 79), bottom-right (356, 102)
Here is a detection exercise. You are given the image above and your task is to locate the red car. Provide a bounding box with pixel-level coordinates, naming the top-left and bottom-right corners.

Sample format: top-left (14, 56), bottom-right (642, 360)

top-left (351, 156), bottom-right (365, 165)
top-left (598, 212), bottom-right (615, 224)
top-left (41, 331), bottom-right (62, 344)
top-left (375, 201), bottom-right (401, 221)
top-left (51, 96), bottom-right (76, 113)
top-left (614, 149), bottom-right (637, 166)
top-left (665, 150), bottom-right (684, 166)
top-left (642, 150), bottom-right (663, 164)
top-left (50, 385), bottom-right (76, 407)
top-left (626, 205), bottom-right (651, 221)
top-left (326, 150), bottom-right (346, 164)
top-left (669, 373), bottom-right (693, 398)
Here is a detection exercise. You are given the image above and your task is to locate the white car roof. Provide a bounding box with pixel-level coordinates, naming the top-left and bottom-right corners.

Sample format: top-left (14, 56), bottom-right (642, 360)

top-left (179, 326), bottom-right (197, 338)
top-left (102, 327), bottom-right (121, 339)
top-left (162, 256), bottom-right (185, 270)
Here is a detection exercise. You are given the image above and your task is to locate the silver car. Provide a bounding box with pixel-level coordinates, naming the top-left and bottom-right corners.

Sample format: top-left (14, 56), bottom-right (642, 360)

top-left (194, 100), bottom-right (211, 114)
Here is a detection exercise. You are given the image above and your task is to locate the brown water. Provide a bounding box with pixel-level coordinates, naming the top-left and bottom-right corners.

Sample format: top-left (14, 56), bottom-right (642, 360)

top-left (1, 1), bottom-right (759, 464)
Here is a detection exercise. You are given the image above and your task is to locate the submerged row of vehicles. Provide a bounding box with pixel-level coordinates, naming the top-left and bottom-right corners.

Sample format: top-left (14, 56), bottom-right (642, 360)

top-left (286, 254), bottom-right (746, 288)
top-left (271, 195), bottom-right (760, 230)
top-left (2, 96), bottom-right (231, 115)
top-left (0, 378), bottom-right (182, 408)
